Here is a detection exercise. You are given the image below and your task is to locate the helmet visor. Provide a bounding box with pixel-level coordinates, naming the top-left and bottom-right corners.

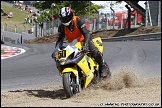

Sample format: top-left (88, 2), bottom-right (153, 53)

top-left (60, 17), bottom-right (71, 23)
top-left (62, 20), bottom-right (71, 26)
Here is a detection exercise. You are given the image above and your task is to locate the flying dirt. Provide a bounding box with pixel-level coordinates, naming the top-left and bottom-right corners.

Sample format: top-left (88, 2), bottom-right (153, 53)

top-left (1, 26), bottom-right (161, 107)
top-left (1, 66), bottom-right (161, 107)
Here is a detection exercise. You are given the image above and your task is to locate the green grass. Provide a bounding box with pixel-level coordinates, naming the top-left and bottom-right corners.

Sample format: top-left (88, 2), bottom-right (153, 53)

top-left (1, 5), bottom-right (33, 33)
top-left (1, 49), bottom-right (5, 54)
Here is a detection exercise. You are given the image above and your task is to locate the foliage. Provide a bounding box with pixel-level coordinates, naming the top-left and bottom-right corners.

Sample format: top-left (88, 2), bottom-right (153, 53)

top-left (1, 49), bottom-right (5, 54)
top-left (34, 1), bottom-right (103, 23)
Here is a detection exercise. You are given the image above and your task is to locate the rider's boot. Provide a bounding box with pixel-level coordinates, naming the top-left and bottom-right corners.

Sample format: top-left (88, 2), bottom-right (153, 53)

top-left (92, 50), bottom-right (111, 79)
top-left (99, 59), bottom-right (111, 79)
top-left (89, 41), bottom-right (111, 79)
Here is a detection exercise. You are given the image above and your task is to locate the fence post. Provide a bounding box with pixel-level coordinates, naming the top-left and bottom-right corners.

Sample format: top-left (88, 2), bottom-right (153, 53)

top-left (2, 33), bottom-right (4, 41)
top-left (42, 22), bottom-right (44, 36)
top-left (5, 23), bottom-right (7, 31)
top-left (110, 7), bottom-right (115, 30)
top-left (21, 34), bottom-right (22, 44)
top-left (106, 15), bottom-right (108, 30)
top-left (27, 23), bottom-right (31, 34)
top-left (35, 22), bottom-right (37, 38)
top-left (121, 14), bottom-right (123, 29)
top-left (94, 19), bottom-right (96, 30)
top-left (85, 20), bottom-right (89, 30)
top-left (23, 24), bottom-right (26, 32)
top-left (135, 13), bottom-right (137, 27)
top-left (3, 25), bottom-right (4, 31)
top-left (15, 25), bottom-right (17, 33)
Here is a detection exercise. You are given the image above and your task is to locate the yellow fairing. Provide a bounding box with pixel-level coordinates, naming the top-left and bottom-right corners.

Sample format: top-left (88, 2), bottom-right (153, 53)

top-left (77, 55), bottom-right (97, 88)
top-left (74, 37), bottom-right (103, 53)
top-left (62, 67), bottom-right (78, 76)
top-left (92, 37), bottom-right (103, 53)
top-left (82, 73), bottom-right (94, 88)
top-left (74, 42), bottom-right (84, 49)
top-left (78, 55), bottom-right (96, 76)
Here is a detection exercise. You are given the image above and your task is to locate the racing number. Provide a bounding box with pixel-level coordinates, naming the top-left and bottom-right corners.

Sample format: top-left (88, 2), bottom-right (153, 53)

top-left (58, 50), bottom-right (66, 59)
top-left (96, 40), bottom-right (103, 46)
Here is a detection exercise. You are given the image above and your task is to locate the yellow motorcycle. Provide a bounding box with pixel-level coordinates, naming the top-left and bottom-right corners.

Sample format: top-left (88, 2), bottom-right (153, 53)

top-left (53, 37), bottom-right (110, 98)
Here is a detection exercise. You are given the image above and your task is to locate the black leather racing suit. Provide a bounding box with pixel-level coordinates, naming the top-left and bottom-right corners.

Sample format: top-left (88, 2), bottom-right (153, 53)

top-left (54, 17), bottom-right (110, 77)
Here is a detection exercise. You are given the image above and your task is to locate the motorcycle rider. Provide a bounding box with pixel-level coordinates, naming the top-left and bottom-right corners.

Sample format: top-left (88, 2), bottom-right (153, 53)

top-left (52, 7), bottom-right (111, 78)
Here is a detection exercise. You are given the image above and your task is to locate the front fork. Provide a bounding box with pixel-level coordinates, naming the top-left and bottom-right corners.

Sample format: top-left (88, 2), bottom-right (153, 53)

top-left (75, 73), bottom-right (81, 93)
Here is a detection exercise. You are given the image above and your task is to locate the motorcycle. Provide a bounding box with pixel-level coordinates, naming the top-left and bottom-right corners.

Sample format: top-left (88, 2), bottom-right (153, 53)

top-left (52, 37), bottom-right (110, 98)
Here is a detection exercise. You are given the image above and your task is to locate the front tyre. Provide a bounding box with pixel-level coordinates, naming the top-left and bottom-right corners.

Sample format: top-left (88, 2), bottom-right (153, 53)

top-left (63, 72), bottom-right (77, 98)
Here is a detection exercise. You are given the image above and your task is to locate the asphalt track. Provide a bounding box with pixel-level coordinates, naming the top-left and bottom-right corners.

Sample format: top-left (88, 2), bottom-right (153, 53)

top-left (1, 1), bottom-right (161, 92)
top-left (1, 40), bottom-right (161, 92)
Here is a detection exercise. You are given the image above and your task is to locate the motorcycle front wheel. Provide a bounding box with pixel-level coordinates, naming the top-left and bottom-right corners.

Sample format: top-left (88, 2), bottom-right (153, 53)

top-left (63, 72), bottom-right (78, 98)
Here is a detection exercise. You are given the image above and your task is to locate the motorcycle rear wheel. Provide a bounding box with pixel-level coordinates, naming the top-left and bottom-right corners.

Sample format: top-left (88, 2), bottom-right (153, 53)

top-left (63, 72), bottom-right (78, 98)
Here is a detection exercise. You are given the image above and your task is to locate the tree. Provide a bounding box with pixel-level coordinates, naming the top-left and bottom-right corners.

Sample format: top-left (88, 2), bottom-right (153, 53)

top-left (34, 1), bottom-right (104, 23)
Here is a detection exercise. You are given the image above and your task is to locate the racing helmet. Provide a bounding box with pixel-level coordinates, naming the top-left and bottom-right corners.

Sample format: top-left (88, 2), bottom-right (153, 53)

top-left (58, 7), bottom-right (73, 26)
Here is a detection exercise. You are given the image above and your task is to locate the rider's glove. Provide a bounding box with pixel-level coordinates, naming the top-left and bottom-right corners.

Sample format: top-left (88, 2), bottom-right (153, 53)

top-left (82, 43), bottom-right (89, 52)
top-left (51, 49), bottom-right (58, 60)
top-left (51, 52), bottom-right (57, 62)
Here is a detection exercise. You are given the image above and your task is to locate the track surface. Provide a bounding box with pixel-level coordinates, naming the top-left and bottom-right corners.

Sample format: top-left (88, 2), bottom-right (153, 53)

top-left (1, 41), bottom-right (161, 92)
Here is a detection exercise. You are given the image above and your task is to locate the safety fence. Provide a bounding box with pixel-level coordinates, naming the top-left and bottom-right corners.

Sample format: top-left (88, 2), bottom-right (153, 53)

top-left (1, 15), bottom-right (142, 35)
top-left (1, 15), bottom-right (143, 45)
top-left (1, 20), bottom-right (128, 36)
top-left (1, 28), bottom-right (161, 45)
top-left (1, 23), bottom-right (32, 34)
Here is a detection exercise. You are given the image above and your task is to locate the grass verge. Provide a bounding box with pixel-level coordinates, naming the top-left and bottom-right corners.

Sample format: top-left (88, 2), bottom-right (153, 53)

top-left (1, 5), bottom-right (33, 33)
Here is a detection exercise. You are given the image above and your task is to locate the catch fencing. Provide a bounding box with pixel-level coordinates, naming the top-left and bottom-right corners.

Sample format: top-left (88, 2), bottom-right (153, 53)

top-left (1, 15), bottom-right (144, 44)
top-left (1, 15), bottom-right (136, 36)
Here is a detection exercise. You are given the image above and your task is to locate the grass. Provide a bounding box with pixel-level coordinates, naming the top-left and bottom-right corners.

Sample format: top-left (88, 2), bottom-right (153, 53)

top-left (1, 49), bottom-right (5, 54)
top-left (1, 5), bottom-right (33, 33)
